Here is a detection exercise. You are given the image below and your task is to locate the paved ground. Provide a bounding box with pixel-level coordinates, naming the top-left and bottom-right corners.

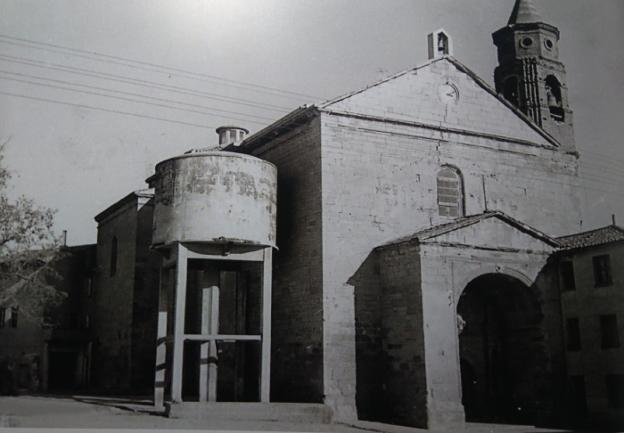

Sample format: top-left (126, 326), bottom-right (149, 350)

top-left (0, 395), bottom-right (598, 433)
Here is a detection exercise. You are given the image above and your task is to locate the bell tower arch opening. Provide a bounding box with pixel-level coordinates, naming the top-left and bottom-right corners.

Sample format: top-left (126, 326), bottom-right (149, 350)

top-left (492, 0), bottom-right (575, 149)
top-left (457, 273), bottom-right (547, 424)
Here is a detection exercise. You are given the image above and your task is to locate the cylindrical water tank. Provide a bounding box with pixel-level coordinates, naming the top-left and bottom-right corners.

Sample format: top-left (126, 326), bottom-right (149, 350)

top-left (151, 151), bottom-right (277, 247)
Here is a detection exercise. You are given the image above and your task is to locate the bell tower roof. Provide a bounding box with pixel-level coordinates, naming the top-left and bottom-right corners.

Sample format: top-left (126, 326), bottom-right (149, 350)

top-left (508, 0), bottom-right (543, 24)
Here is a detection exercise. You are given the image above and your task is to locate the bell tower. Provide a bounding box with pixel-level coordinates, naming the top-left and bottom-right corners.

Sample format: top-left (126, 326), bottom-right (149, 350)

top-left (493, 0), bottom-right (574, 149)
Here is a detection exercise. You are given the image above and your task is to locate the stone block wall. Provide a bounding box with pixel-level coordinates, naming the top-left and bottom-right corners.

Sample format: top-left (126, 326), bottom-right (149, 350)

top-left (248, 117), bottom-right (325, 403)
top-left (377, 242), bottom-right (428, 427)
top-left (318, 90), bottom-right (579, 419)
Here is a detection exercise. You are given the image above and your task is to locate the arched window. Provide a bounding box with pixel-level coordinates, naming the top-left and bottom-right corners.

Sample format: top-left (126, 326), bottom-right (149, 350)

top-left (545, 75), bottom-right (564, 121)
top-left (110, 236), bottom-right (118, 276)
top-left (437, 166), bottom-right (464, 218)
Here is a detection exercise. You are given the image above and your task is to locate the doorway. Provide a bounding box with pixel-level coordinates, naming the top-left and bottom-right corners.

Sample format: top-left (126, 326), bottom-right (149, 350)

top-left (457, 273), bottom-right (546, 424)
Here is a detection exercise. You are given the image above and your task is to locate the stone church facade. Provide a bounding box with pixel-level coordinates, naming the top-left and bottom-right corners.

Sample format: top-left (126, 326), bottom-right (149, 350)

top-left (228, 0), bottom-right (581, 426)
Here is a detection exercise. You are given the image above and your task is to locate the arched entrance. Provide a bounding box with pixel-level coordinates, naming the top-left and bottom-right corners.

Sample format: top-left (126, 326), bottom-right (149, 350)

top-left (457, 273), bottom-right (546, 424)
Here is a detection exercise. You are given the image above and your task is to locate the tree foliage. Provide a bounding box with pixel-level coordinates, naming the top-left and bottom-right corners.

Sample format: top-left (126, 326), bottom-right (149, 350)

top-left (0, 140), bottom-right (62, 321)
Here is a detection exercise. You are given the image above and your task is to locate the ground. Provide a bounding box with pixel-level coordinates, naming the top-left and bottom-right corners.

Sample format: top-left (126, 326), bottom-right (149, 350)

top-left (0, 396), bottom-right (597, 433)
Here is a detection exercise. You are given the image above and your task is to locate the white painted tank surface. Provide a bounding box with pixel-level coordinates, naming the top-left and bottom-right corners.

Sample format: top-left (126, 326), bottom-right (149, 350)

top-left (152, 150), bottom-right (277, 247)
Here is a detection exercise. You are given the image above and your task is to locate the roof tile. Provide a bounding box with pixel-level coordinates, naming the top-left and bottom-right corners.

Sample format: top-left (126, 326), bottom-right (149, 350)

top-left (557, 225), bottom-right (624, 250)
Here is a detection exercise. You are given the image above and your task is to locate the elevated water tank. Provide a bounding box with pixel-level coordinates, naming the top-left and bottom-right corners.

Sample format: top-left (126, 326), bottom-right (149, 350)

top-left (151, 150), bottom-right (276, 247)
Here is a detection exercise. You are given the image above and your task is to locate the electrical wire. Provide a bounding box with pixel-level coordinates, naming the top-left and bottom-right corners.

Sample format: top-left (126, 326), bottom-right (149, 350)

top-left (0, 53), bottom-right (292, 112)
top-left (0, 33), bottom-right (321, 100)
top-left (0, 90), bottom-right (214, 129)
top-left (0, 73), bottom-right (273, 126)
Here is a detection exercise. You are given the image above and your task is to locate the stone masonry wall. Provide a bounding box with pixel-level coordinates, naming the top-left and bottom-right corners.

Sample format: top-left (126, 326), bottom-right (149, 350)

top-left (318, 60), bottom-right (580, 420)
top-left (377, 243), bottom-right (428, 427)
top-left (318, 106), bottom-right (579, 420)
top-left (248, 117), bottom-right (324, 403)
top-left (418, 243), bottom-right (562, 427)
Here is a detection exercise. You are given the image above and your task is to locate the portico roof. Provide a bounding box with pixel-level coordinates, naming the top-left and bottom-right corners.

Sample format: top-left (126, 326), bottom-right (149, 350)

top-left (378, 211), bottom-right (559, 250)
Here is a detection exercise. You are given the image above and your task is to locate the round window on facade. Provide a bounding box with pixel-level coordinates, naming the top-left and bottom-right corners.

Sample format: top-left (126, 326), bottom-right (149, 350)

top-left (520, 37), bottom-right (533, 48)
top-left (544, 39), bottom-right (554, 50)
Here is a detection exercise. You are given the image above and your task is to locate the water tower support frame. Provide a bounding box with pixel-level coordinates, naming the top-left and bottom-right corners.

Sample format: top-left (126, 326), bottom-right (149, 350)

top-left (153, 242), bottom-right (273, 407)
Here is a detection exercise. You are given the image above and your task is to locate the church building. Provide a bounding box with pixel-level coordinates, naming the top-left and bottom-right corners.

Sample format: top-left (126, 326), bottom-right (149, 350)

top-left (29, 0), bottom-right (622, 430)
top-left (224, 0), bottom-right (579, 427)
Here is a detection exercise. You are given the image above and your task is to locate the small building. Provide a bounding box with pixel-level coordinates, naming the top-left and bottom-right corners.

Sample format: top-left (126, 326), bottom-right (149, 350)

top-left (557, 225), bottom-right (624, 428)
top-left (91, 190), bottom-right (160, 393)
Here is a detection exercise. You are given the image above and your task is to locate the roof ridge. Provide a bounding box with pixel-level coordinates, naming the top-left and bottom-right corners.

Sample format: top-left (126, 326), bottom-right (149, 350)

top-left (319, 56), bottom-right (447, 109)
top-left (557, 224), bottom-right (624, 240)
top-left (377, 211), bottom-right (557, 249)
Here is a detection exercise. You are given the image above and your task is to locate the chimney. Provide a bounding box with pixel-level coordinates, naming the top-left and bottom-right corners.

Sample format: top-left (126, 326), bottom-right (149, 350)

top-left (427, 29), bottom-right (453, 60)
top-left (216, 126), bottom-right (249, 147)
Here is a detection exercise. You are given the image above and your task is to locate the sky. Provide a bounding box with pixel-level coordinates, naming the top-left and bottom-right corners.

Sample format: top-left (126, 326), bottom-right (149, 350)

top-left (0, 0), bottom-right (623, 245)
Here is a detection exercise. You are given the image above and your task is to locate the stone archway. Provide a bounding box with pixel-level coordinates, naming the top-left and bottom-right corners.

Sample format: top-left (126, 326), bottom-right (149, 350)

top-left (457, 273), bottom-right (546, 424)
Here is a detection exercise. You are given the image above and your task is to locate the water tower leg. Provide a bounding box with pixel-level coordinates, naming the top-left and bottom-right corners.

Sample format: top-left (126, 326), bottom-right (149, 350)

top-left (171, 243), bottom-right (188, 403)
top-left (260, 247), bottom-right (272, 402)
top-left (154, 267), bottom-right (168, 408)
top-left (199, 285), bottom-right (220, 402)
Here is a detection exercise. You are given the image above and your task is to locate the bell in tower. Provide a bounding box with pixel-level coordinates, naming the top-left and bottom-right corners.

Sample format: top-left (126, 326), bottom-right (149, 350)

top-left (492, 0), bottom-right (575, 150)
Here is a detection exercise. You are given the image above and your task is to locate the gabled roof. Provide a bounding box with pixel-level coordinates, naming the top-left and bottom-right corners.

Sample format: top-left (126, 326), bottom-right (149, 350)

top-left (508, 0), bottom-right (543, 25)
top-left (94, 189), bottom-right (154, 223)
top-left (319, 56), bottom-right (560, 148)
top-left (237, 55), bottom-right (563, 153)
top-left (557, 225), bottom-right (624, 251)
top-left (379, 211), bottom-right (559, 249)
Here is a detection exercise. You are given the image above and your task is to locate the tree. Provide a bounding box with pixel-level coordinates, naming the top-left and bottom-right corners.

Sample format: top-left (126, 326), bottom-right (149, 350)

top-left (0, 139), bottom-right (63, 322)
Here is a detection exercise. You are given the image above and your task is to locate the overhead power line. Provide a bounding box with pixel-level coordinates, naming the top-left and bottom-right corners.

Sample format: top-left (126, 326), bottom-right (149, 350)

top-left (0, 53), bottom-right (292, 112)
top-left (0, 90), bottom-right (213, 129)
top-left (0, 33), bottom-right (321, 100)
top-left (0, 71), bottom-right (274, 125)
